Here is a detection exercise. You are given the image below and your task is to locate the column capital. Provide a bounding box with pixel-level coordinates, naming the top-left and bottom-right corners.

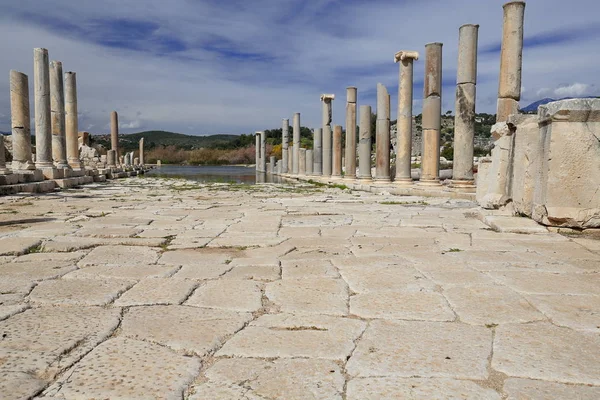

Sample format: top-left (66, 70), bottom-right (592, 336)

top-left (320, 94), bottom-right (335, 102)
top-left (394, 51), bottom-right (419, 63)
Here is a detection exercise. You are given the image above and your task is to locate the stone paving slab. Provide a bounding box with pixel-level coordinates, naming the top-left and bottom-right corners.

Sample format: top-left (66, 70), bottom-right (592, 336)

top-left (29, 278), bottom-right (135, 306)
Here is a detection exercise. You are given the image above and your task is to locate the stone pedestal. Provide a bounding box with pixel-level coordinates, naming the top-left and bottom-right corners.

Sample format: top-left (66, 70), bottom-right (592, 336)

top-left (306, 149), bottom-right (314, 176)
top-left (394, 51), bottom-right (419, 185)
top-left (451, 25), bottom-right (479, 191)
top-left (111, 111), bottom-right (119, 163)
top-left (419, 43), bottom-right (443, 186)
top-left (292, 113), bottom-right (301, 174)
top-left (313, 128), bottom-right (323, 176)
top-left (50, 61), bottom-right (69, 169)
top-left (298, 148), bottom-right (306, 176)
top-left (282, 119), bottom-right (289, 174)
top-left (332, 125), bottom-right (343, 178)
top-left (344, 87), bottom-right (357, 179)
top-left (375, 83), bottom-right (391, 182)
top-left (107, 149), bottom-right (117, 167)
top-left (358, 105), bottom-right (372, 181)
top-left (65, 72), bottom-right (83, 170)
top-left (33, 48), bottom-right (55, 170)
top-left (10, 70), bottom-right (35, 171)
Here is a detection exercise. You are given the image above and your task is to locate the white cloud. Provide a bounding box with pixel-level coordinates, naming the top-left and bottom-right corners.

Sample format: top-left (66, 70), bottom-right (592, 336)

top-left (554, 83), bottom-right (591, 97)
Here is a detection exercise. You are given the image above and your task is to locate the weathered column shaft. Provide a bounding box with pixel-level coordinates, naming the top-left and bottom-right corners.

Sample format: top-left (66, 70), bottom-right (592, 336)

top-left (282, 119), bottom-right (289, 173)
top-left (50, 61), bottom-right (68, 169)
top-left (299, 148), bottom-right (306, 175)
top-left (453, 24), bottom-right (479, 184)
top-left (344, 87), bottom-right (357, 179)
top-left (270, 156), bottom-right (276, 174)
top-left (260, 132), bottom-right (267, 173)
top-left (111, 111), bottom-right (119, 161)
top-left (322, 126), bottom-right (332, 176)
top-left (10, 70), bottom-right (35, 170)
top-left (107, 149), bottom-right (116, 167)
top-left (287, 147), bottom-right (293, 173)
top-left (306, 149), bottom-right (314, 175)
top-left (313, 128), bottom-right (323, 175)
top-left (292, 113), bottom-right (301, 174)
top-left (255, 134), bottom-right (260, 171)
top-left (64, 72), bottom-right (82, 170)
top-left (358, 105), bottom-right (372, 180)
top-left (420, 42), bottom-right (443, 185)
top-left (0, 135), bottom-right (9, 173)
top-left (34, 48), bottom-right (53, 168)
top-left (332, 125), bottom-right (343, 177)
top-left (497, 1), bottom-right (526, 122)
top-left (375, 83), bottom-right (391, 181)
top-left (139, 138), bottom-right (145, 165)
top-left (394, 51), bottom-right (419, 184)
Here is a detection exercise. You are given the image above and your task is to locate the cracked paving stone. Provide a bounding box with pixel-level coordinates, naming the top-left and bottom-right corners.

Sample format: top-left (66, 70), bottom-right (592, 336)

top-left (488, 271), bottom-right (600, 295)
top-left (114, 278), bottom-right (197, 306)
top-left (160, 249), bottom-right (237, 279)
top-left (12, 251), bottom-right (88, 263)
top-left (346, 377), bottom-right (501, 400)
top-left (0, 260), bottom-right (78, 281)
top-left (0, 303), bottom-right (28, 321)
top-left (0, 237), bottom-right (42, 256)
top-left (222, 264), bottom-right (281, 281)
top-left (42, 337), bottom-right (201, 400)
top-left (338, 264), bottom-right (436, 293)
top-left (524, 294), bottom-right (600, 332)
top-left (216, 313), bottom-right (366, 360)
top-left (493, 322), bottom-right (600, 385)
top-left (350, 290), bottom-right (455, 321)
top-left (185, 280), bottom-right (262, 312)
top-left (1, 372), bottom-right (47, 400)
top-left (201, 358), bottom-right (345, 400)
top-left (266, 278), bottom-right (348, 316)
top-left (443, 286), bottom-right (546, 325)
top-left (280, 259), bottom-right (340, 279)
top-left (346, 320), bottom-right (491, 379)
top-left (503, 378), bottom-right (600, 400)
top-left (121, 305), bottom-right (251, 356)
top-left (78, 245), bottom-right (160, 266)
top-left (63, 264), bottom-right (178, 280)
top-left (29, 278), bottom-right (135, 306)
top-left (188, 383), bottom-right (258, 400)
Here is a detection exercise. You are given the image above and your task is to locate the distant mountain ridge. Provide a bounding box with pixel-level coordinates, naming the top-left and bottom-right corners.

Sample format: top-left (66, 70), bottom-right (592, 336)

top-left (93, 130), bottom-right (240, 151)
top-left (521, 96), bottom-right (598, 113)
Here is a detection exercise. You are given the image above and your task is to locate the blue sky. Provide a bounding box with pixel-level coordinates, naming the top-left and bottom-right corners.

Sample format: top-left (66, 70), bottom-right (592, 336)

top-left (0, 0), bottom-right (598, 135)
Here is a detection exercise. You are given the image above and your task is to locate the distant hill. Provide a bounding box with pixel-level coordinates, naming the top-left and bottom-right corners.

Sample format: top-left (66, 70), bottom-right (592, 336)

top-left (92, 130), bottom-right (241, 152)
top-left (521, 96), bottom-right (598, 113)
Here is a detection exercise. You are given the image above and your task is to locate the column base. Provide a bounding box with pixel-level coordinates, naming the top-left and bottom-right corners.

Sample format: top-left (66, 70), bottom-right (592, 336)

top-left (12, 161), bottom-right (36, 171)
top-left (417, 178), bottom-right (442, 187)
top-left (448, 179), bottom-right (476, 192)
top-left (356, 176), bottom-right (373, 182)
top-left (40, 167), bottom-right (63, 180)
top-left (373, 177), bottom-right (392, 184)
top-left (343, 175), bottom-right (356, 180)
top-left (394, 178), bottom-right (414, 187)
top-left (55, 161), bottom-right (70, 169)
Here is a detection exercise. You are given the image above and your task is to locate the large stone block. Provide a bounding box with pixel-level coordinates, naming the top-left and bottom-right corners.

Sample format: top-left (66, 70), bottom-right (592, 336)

top-left (533, 99), bottom-right (600, 228)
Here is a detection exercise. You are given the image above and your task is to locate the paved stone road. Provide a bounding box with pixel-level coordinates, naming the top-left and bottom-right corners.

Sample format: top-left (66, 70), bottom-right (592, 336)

top-left (1, 177), bottom-right (599, 399)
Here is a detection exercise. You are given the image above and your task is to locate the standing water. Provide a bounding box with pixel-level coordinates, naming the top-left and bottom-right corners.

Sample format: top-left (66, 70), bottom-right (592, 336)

top-left (145, 165), bottom-right (284, 184)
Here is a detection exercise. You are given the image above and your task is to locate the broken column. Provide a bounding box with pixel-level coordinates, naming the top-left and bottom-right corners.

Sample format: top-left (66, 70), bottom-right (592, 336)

top-left (313, 128), bottom-right (323, 175)
top-left (394, 51), bottom-right (419, 185)
top-left (282, 118), bottom-right (289, 174)
top-left (50, 61), bottom-right (69, 170)
top-left (306, 149), bottom-right (314, 175)
top-left (34, 48), bottom-right (55, 171)
top-left (451, 24), bottom-right (479, 190)
top-left (375, 84), bottom-right (391, 182)
top-left (321, 94), bottom-right (335, 176)
top-left (292, 113), bottom-right (301, 174)
top-left (64, 72), bottom-right (83, 170)
top-left (332, 125), bottom-right (343, 178)
top-left (344, 87), bottom-right (357, 179)
top-left (419, 42), bottom-right (443, 186)
top-left (111, 111), bottom-right (119, 164)
top-left (358, 105), bottom-right (372, 181)
top-left (260, 131), bottom-right (267, 173)
top-left (10, 70), bottom-right (35, 171)
top-left (299, 148), bottom-right (306, 176)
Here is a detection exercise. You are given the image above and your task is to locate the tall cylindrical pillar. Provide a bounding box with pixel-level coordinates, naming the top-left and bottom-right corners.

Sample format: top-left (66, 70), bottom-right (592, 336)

top-left (292, 113), bottom-right (300, 174)
top-left (64, 72), bottom-right (83, 170)
top-left (34, 48), bottom-right (53, 168)
top-left (282, 119), bottom-right (289, 174)
top-left (321, 94), bottom-right (335, 177)
top-left (255, 133), bottom-right (260, 171)
top-left (419, 42), bottom-right (443, 186)
top-left (260, 132), bottom-right (267, 173)
top-left (287, 147), bottom-right (293, 173)
top-left (394, 51), bottom-right (419, 185)
top-left (50, 61), bottom-right (69, 169)
top-left (313, 128), bottom-right (323, 175)
top-left (270, 156), bottom-right (276, 174)
top-left (139, 138), bottom-right (145, 166)
top-left (10, 71), bottom-right (35, 171)
top-left (452, 25), bottom-right (479, 189)
top-left (111, 111), bottom-right (119, 163)
top-left (375, 83), bottom-right (391, 182)
top-left (358, 105), bottom-right (372, 181)
top-left (299, 148), bottom-right (306, 176)
top-left (332, 125), bottom-right (343, 178)
top-left (306, 149), bottom-right (314, 176)
top-left (344, 87), bottom-right (357, 179)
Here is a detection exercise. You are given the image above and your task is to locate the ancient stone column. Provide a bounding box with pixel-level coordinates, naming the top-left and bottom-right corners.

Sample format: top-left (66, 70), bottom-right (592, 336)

top-left (139, 138), bottom-right (145, 166)
top-left (332, 125), bottom-right (343, 178)
top-left (321, 94), bottom-right (335, 176)
top-left (394, 51), bottom-right (419, 185)
top-left (260, 131), bottom-right (267, 173)
top-left (344, 87), bottom-right (357, 179)
top-left (270, 156), bottom-right (275, 174)
top-left (255, 133), bottom-right (260, 171)
top-left (10, 71), bottom-right (35, 171)
top-left (282, 118), bottom-right (289, 174)
top-left (50, 61), bottom-right (69, 169)
top-left (287, 147), bottom-right (293, 173)
top-left (306, 149), bottom-right (314, 176)
top-left (292, 113), bottom-right (301, 174)
top-left (375, 84), bottom-right (391, 182)
top-left (34, 48), bottom-right (54, 169)
top-left (419, 42), bottom-right (443, 186)
top-left (313, 128), bottom-right (323, 175)
top-left (451, 25), bottom-right (479, 190)
top-left (358, 105), bottom-right (372, 181)
top-left (107, 149), bottom-right (116, 167)
top-left (497, 1), bottom-right (526, 122)
top-left (0, 135), bottom-right (10, 174)
top-left (299, 148), bottom-right (306, 176)
top-left (64, 72), bottom-right (83, 170)
top-left (110, 111), bottom-right (119, 163)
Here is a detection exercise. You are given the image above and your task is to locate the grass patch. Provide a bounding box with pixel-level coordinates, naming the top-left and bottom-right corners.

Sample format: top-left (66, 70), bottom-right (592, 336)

top-left (159, 235), bottom-right (176, 251)
top-left (380, 200), bottom-right (429, 206)
top-left (25, 243), bottom-right (44, 254)
top-left (448, 248), bottom-right (463, 253)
